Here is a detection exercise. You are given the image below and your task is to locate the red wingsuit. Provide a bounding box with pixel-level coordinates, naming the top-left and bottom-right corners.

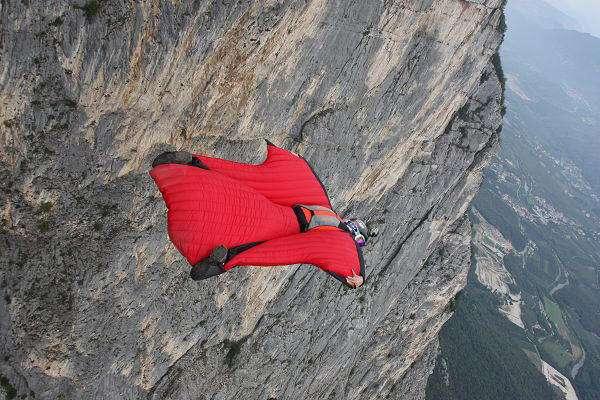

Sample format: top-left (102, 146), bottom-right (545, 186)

top-left (149, 141), bottom-right (365, 286)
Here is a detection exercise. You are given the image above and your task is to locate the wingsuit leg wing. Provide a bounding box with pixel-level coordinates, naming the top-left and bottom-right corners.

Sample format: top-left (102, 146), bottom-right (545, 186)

top-left (222, 229), bottom-right (366, 288)
top-left (194, 141), bottom-right (333, 209)
top-left (149, 163), bottom-right (300, 265)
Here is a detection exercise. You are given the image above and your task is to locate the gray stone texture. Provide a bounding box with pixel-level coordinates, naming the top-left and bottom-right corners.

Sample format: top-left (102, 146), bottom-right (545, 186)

top-left (0, 0), bottom-right (504, 398)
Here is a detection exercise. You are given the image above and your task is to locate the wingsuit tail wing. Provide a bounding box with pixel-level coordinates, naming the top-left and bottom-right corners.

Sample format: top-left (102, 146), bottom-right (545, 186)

top-left (223, 229), bottom-right (365, 288)
top-left (195, 141), bottom-right (333, 209)
top-left (149, 163), bottom-right (300, 265)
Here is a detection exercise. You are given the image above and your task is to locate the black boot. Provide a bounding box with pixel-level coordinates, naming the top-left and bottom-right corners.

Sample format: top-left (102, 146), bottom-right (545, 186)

top-left (190, 246), bottom-right (228, 281)
top-left (152, 151), bottom-right (208, 169)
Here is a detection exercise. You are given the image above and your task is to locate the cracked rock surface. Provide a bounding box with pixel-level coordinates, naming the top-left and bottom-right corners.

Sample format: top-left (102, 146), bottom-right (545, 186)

top-left (0, 0), bottom-right (503, 399)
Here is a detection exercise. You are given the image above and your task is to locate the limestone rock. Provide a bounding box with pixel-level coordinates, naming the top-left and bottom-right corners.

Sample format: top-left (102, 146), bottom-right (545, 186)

top-left (0, 0), bottom-right (504, 398)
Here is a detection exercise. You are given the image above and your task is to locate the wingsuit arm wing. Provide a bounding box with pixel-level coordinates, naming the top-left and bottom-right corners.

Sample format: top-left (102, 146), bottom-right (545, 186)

top-left (223, 229), bottom-right (365, 288)
top-left (194, 141), bottom-right (332, 208)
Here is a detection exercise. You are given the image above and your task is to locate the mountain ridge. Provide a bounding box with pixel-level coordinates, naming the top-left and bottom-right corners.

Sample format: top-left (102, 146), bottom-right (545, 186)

top-left (428, 1), bottom-right (600, 398)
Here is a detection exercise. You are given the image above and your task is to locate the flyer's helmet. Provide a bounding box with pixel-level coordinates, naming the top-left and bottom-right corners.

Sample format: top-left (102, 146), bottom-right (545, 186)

top-left (343, 219), bottom-right (369, 247)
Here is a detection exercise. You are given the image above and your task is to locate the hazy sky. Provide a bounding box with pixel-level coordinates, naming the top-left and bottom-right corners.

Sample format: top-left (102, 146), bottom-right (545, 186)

top-left (544, 0), bottom-right (600, 37)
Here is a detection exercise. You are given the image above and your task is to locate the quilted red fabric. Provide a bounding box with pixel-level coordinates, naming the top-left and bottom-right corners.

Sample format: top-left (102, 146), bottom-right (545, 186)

top-left (223, 230), bottom-right (362, 280)
top-left (195, 143), bottom-right (332, 208)
top-left (150, 141), bottom-right (364, 284)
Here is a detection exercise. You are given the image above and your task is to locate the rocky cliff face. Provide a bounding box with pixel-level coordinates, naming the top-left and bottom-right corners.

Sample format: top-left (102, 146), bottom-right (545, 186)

top-left (0, 1), bottom-right (504, 398)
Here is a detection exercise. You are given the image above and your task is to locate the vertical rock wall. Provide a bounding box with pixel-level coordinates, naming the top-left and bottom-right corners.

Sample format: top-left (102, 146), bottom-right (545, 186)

top-left (0, 0), bottom-right (504, 398)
